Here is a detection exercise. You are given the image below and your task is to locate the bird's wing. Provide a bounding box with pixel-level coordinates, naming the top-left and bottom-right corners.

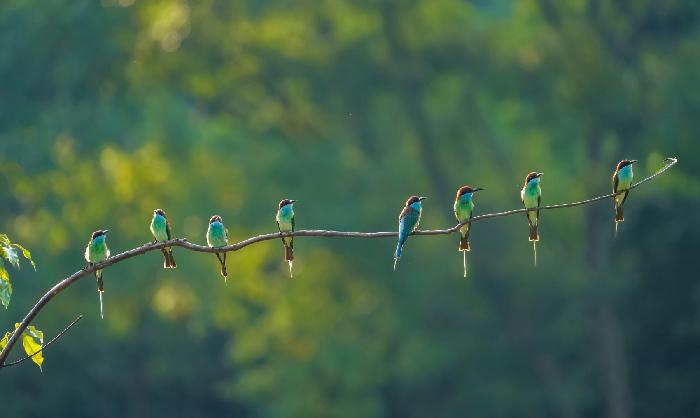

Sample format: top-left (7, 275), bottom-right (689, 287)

top-left (453, 200), bottom-right (459, 222)
top-left (166, 220), bottom-right (172, 240)
top-left (225, 227), bottom-right (229, 242)
top-left (612, 171), bottom-right (619, 193)
top-left (398, 205), bottom-right (412, 221)
top-left (537, 196), bottom-right (541, 221)
top-left (520, 188), bottom-right (525, 206)
top-left (292, 215), bottom-right (295, 232)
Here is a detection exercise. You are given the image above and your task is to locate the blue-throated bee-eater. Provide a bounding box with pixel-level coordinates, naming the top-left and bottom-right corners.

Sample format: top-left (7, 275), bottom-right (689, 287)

top-left (84, 229), bottom-right (110, 319)
top-left (275, 199), bottom-right (296, 278)
top-left (521, 172), bottom-right (543, 266)
top-left (150, 209), bottom-right (177, 268)
top-left (612, 159), bottom-right (637, 236)
top-left (394, 195), bottom-right (426, 270)
top-left (207, 215), bottom-right (229, 282)
top-left (454, 185), bottom-right (484, 277)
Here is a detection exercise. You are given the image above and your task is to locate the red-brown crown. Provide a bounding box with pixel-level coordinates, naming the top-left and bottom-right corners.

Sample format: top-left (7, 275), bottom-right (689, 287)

top-left (615, 159), bottom-right (637, 170)
top-left (209, 215), bottom-right (223, 224)
top-left (524, 172), bottom-right (543, 185)
top-left (455, 185), bottom-right (484, 200)
top-left (405, 195), bottom-right (426, 206)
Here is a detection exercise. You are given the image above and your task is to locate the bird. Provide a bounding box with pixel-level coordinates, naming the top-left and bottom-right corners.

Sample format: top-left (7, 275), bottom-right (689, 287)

top-left (275, 199), bottom-right (296, 278)
top-left (394, 195), bottom-right (426, 270)
top-left (84, 229), bottom-right (110, 319)
top-left (207, 215), bottom-right (229, 282)
top-left (612, 159), bottom-right (637, 236)
top-left (454, 185), bottom-right (484, 277)
top-left (520, 172), bottom-right (543, 266)
top-left (150, 209), bottom-right (177, 268)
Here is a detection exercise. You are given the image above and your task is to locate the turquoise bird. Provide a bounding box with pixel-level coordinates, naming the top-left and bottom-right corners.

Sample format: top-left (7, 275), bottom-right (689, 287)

top-left (393, 195), bottom-right (426, 270)
top-left (275, 199), bottom-right (296, 278)
top-left (150, 209), bottom-right (177, 268)
top-left (453, 185), bottom-right (484, 277)
top-left (207, 215), bottom-right (229, 282)
top-left (612, 159), bottom-right (637, 236)
top-left (520, 172), bottom-right (543, 266)
top-left (84, 229), bottom-right (110, 319)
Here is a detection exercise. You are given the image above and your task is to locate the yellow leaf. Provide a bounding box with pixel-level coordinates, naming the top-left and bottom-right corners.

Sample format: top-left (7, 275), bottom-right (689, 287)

top-left (15, 323), bottom-right (44, 370)
top-left (0, 331), bottom-right (10, 351)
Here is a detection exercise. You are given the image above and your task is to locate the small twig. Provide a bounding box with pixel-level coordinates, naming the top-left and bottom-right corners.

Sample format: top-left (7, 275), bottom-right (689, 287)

top-left (0, 315), bottom-right (83, 368)
top-left (0, 157), bottom-right (678, 368)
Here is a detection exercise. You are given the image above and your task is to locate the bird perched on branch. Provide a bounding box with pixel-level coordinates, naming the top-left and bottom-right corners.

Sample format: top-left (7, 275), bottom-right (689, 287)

top-left (521, 172), bottom-right (543, 266)
top-left (394, 195), bottom-right (426, 270)
top-left (84, 229), bottom-right (110, 319)
top-left (454, 185), bottom-right (484, 277)
top-left (150, 209), bottom-right (176, 268)
top-left (207, 215), bottom-right (229, 282)
top-left (275, 199), bottom-right (296, 278)
top-left (612, 159), bottom-right (637, 236)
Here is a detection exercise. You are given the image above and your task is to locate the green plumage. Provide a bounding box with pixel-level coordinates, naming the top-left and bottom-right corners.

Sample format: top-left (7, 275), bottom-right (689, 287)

top-left (84, 231), bottom-right (110, 319)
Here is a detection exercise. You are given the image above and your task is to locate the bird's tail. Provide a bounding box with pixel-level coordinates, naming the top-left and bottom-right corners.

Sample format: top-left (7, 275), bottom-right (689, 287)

top-left (285, 244), bottom-right (294, 262)
top-left (216, 252), bottom-right (228, 283)
top-left (527, 210), bottom-right (539, 242)
top-left (615, 204), bottom-right (624, 223)
top-left (162, 247), bottom-right (177, 269)
top-left (532, 241), bottom-right (538, 267)
top-left (393, 239), bottom-right (405, 270)
top-left (529, 223), bottom-right (539, 242)
top-left (459, 236), bottom-right (470, 252)
top-left (95, 270), bottom-right (104, 319)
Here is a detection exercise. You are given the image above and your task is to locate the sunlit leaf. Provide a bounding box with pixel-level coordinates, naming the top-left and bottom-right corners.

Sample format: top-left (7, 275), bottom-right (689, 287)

top-left (12, 244), bottom-right (36, 270)
top-left (16, 323), bottom-right (44, 370)
top-left (0, 275), bottom-right (11, 309)
top-left (0, 331), bottom-right (10, 351)
top-left (0, 234), bottom-right (9, 245)
top-left (0, 258), bottom-right (7, 281)
top-left (2, 245), bottom-right (19, 268)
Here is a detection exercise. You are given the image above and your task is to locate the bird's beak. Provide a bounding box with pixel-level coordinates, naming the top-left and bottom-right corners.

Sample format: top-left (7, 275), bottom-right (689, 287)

top-left (290, 199), bottom-right (297, 204)
top-left (418, 196), bottom-right (427, 201)
top-left (103, 230), bottom-right (110, 234)
top-left (537, 173), bottom-right (544, 177)
top-left (474, 187), bottom-right (485, 192)
top-left (630, 160), bottom-right (638, 164)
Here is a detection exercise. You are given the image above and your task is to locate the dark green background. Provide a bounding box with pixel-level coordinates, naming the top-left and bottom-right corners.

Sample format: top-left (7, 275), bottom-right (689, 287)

top-left (1, 1), bottom-right (698, 417)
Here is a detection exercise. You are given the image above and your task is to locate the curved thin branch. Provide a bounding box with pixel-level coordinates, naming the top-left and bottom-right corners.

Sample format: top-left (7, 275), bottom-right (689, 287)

top-left (0, 315), bottom-right (83, 368)
top-left (0, 157), bottom-right (677, 367)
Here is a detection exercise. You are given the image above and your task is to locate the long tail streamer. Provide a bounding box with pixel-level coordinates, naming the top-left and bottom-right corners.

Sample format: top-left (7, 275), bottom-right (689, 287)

top-left (463, 251), bottom-right (467, 278)
top-left (532, 241), bottom-right (538, 267)
top-left (98, 291), bottom-right (104, 320)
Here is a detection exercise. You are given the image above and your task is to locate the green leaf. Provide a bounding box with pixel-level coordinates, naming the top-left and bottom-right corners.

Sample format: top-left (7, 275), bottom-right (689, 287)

top-left (0, 234), bottom-right (9, 245)
top-left (0, 258), bottom-right (7, 281)
top-left (2, 245), bottom-right (19, 268)
top-left (15, 323), bottom-right (43, 370)
top-left (0, 275), bottom-right (11, 309)
top-left (12, 243), bottom-right (36, 270)
top-left (0, 331), bottom-right (10, 351)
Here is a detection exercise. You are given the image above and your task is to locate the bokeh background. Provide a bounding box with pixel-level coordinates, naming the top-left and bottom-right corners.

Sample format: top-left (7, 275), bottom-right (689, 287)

top-left (1, 1), bottom-right (698, 417)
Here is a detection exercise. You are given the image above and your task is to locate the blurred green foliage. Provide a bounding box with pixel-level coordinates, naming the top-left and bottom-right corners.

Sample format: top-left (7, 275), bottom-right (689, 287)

top-left (1, 0), bottom-right (699, 417)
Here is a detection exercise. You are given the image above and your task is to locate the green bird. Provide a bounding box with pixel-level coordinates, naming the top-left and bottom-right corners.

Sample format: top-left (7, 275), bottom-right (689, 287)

top-left (612, 159), bottom-right (637, 236)
top-left (520, 172), bottom-right (543, 266)
top-left (453, 185), bottom-right (484, 277)
top-left (150, 208), bottom-right (177, 268)
top-left (394, 195), bottom-right (426, 270)
top-left (275, 199), bottom-right (296, 278)
top-left (207, 215), bottom-right (229, 282)
top-left (84, 229), bottom-right (110, 319)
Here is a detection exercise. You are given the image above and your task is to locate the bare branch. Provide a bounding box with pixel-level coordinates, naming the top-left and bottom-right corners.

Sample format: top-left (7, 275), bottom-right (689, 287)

top-left (0, 157), bottom-right (677, 368)
top-left (0, 315), bottom-right (83, 368)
